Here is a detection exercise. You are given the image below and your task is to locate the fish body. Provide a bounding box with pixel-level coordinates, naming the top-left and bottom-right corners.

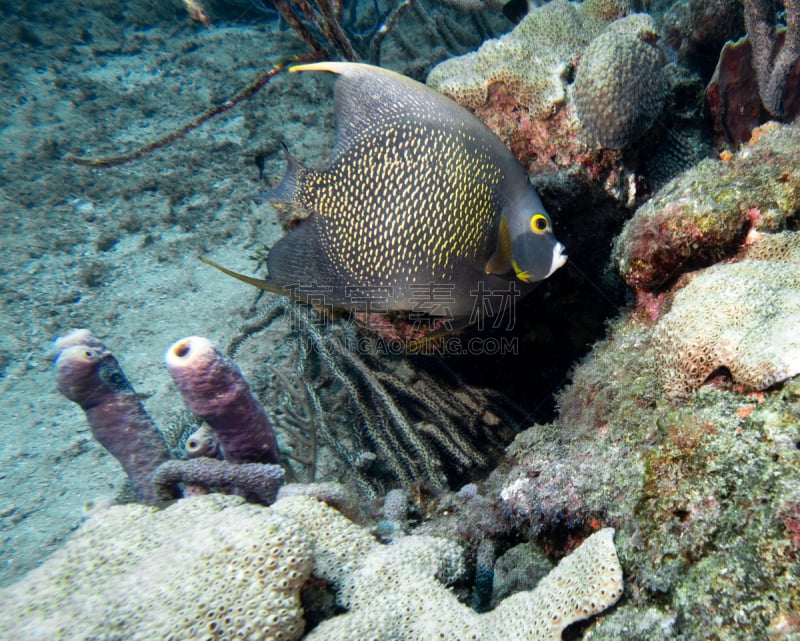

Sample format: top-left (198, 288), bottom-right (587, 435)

top-left (207, 62), bottom-right (566, 317)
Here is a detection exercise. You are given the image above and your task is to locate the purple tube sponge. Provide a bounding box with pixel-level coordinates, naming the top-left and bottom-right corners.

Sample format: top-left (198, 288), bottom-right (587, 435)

top-left (165, 336), bottom-right (280, 465)
top-left (53, 329), bottom-right (173, 504)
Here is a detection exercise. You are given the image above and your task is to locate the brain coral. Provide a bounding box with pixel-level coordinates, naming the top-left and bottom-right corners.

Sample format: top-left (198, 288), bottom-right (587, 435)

top-left (427, 0), bottom-right (626, 118)
top-left (0, 494), bottom-right (312, 641)
top-left (573, 14), bottom-right (666, 148)
top-left (653, 232), bottom-right (800, 398)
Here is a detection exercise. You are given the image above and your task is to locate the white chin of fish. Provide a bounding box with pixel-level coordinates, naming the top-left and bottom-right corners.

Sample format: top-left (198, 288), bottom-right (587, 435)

top-left (546, 242), bottom-right (568, 278)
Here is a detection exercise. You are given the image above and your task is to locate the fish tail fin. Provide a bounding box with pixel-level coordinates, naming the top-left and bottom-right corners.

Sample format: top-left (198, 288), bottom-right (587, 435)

top-left (199, 257), bottom-right (288, 296)
top-left (253, 142), bottom-right (306, 205)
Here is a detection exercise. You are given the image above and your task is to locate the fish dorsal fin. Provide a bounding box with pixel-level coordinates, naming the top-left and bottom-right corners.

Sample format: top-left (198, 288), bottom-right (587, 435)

top-left (253, 142), bottom-right (307, 206)
top-left (485, 214), bottom-right (513, 275)
top-left (290, 62), bottom-right (494, 162)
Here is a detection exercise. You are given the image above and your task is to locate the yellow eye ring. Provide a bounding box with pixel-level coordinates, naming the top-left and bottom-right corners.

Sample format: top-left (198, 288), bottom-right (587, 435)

top-left (530, 213), bottom-right (549, 234)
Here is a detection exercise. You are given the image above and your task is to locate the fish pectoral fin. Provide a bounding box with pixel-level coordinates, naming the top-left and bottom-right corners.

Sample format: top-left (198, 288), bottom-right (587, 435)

top-left (199, 257), bottom-right (286, 296)
top-left (485, 215), bottom-right (513, 275)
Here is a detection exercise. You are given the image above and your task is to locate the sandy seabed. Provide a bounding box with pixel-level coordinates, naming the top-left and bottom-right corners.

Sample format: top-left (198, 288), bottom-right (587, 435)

top-left (0, 0), bottom-right (340, 584)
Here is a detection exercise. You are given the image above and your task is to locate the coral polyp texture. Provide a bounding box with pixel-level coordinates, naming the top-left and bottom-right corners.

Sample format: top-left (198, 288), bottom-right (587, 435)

top-left (2, 492), bottom-right (622, 641)
top-left (491, 303), bottom-right (800, 639)
top-left (573, 14), bottom-right (666, 149)
top-left (275, 496), bottom-right (622, 641)
top-left (427, 0), bottom-right (624, 119)
top-left (653, 234), bottom-right (800, 399)
top-left (276, 491), bottom-right (622, 641)
top-left (428, 0), bottom-right (590, 118)
top-left (426, 0), bottom-right (680, 201)
top-left (0, 494), bottom-right (312, 641)
top-left (614, 121), bottom-right (800, 291)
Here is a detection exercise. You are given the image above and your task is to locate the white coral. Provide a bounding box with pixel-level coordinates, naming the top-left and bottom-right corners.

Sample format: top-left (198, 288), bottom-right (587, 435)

top-left (427, 0), bottom-right (592, 118)
top-left (1, 493), bottom-right (623, 641)
top-left (654, 232), bottom-right (800, 398)
top-left (0, 494), bottom-right (312, 641)
top-left (301, 516), bottom-right (622, 641)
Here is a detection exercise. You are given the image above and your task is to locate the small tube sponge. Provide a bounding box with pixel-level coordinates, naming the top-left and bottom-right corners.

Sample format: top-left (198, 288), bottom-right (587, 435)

top-left (165, 336), bottom-right (280, 464)
top-left (53, 329), bottom-right (172, 504)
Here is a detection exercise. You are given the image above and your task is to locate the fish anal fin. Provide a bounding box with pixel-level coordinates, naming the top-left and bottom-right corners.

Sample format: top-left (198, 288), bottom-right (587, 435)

top-left (485, 215), bottom-right (513, 275)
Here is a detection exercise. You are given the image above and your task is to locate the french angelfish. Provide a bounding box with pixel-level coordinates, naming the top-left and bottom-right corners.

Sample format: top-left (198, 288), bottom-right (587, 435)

top-left (202, 62), bottom-right (566, 318)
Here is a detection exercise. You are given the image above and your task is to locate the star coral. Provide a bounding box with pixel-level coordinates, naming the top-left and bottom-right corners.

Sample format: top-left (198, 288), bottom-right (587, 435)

top-left (426, 0), bottom-right (693, 204)
top-left (0, 494), bottom-right (312, 641)
top-left (427, 0), bottom-right (600, 119)
top-left (273, 495), bottom-right (623, 641)
top-left (1, 492), bottom-right (623, 641)
top-left (573, 14), bottom-right (666, 149)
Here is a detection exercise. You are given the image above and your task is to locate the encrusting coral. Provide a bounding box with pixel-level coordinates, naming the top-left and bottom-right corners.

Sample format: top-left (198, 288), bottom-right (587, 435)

top-left (653, 231), bottom-right (800, 398)
top-left (0, 494), bottom-right (312, 641)
top-left (1, 493), bottom-right (623, 641)
top-left (490, 313), bottom-right (800, 639)
top-left (425, 0), bottom-right (689, 204)
top-left (427, 0), bottom-right (602, 119)
top-left (273, 495), bottom-right (624, 641)
top-left (482, 124), bottom-right (800, 637)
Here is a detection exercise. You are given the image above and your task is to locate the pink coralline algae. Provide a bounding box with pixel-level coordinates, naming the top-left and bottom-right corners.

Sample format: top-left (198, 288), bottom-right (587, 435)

top-left (614, 121), bottom-right (800, 294)
top-left (426, 0), bottom-right (649, 201)
top-left (472, 83), bottom-right (621, 180)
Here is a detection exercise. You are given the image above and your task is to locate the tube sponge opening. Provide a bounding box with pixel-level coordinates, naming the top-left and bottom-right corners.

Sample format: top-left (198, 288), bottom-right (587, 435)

top-left (165, 336), bottom-right (280, 464)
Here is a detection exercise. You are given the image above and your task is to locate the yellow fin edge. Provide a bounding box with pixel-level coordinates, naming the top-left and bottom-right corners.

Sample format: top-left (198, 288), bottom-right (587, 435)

top-left (290, 62), bottom-right (348, 74)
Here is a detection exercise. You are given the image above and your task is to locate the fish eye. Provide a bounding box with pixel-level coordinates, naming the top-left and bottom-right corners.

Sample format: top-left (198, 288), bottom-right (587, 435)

top-left (530, 213), bottom-right (549, 234)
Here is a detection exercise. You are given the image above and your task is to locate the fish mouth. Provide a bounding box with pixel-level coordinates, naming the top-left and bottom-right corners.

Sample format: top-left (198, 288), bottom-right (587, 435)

top-left (546, 242), bottom-right (568, 278)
